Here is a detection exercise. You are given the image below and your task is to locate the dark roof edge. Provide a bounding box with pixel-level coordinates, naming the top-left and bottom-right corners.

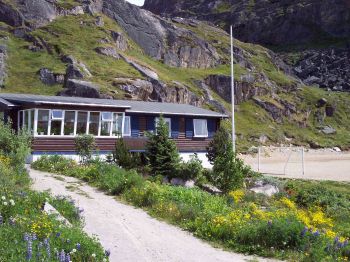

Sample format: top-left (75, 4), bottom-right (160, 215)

top-left (0, 97), bottom-right (16, 108)
top-left (126, 110), bottom-right (228, 118)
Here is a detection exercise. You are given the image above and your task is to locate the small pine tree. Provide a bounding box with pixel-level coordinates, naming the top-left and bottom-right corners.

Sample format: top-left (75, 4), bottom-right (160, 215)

top-left (145, 116), bottom-right (180, 177)
top-left (209, 140), bottom-right (254, 193)
top-left (113, 137), bottom-right (133, 169)
top-left (206, 126), bottom-right (230, 165)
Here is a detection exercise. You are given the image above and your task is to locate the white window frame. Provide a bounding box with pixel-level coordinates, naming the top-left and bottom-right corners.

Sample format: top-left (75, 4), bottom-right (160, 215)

top-left (155, 117), bottom-right (172, 137)
top-left (193, 119), bottom-right (208, 138)
top-left (51, 110), bottom-right (64, 120)
top-left (50, 110), bottom-right (64, 136)
top-left (123, 116), bottom-right (131, 137)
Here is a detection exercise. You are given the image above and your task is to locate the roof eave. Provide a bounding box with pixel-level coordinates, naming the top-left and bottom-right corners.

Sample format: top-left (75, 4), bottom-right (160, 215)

top-left (126, 110), bottom-right (228, 118)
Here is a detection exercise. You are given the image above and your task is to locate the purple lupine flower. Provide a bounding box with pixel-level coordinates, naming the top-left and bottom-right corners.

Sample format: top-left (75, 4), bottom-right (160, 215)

top-left (65, 253), bottom-right (71, 262)
top-left (26, 238), bottom-right (33, 260)
top-left (0, 214), bottom-right (3, 225)
top-left (56, 232), bottom-right (61, 238)
top-left (37, 242), bottom-right (43, 260)
top-left (267, 220), bottom-right (272, 226)
top-left (105, 249), bottom-right (111, 257)
top-left (301, 227), bottom-right (308, 237)
top-left (343, 240), bottom-right (349, 247)
top-left (32, 233), bottom-right (37, 241)
top-left (313, 230), bottom-right (320, 237)
top-left (76, 243), bottom-right (81, 251)
top-left (334, 236), bottom-right (340, 244)
top-left (24, 233), bottom-right (30, 242)
top-left (44, 238), bottom-right (51, 258)
top-left (56, 250), bottom-right (59, 261)
top-left (59, 250), bottom-right (66, 262)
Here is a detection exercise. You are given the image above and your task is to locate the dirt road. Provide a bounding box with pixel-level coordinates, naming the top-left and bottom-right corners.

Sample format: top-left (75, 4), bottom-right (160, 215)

top-left (242, 149), bottom-right (350, 181)
top-left (29, 168), bottom-right (275, 262)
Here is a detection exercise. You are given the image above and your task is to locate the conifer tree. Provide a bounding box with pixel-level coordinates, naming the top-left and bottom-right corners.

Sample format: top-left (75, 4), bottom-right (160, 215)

top-left (145, 116), bottom-right (180, 177)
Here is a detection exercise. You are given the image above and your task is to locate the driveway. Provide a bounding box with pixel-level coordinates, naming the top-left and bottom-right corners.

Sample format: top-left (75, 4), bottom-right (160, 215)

top-left (29, 168), bottom-right (275, 262)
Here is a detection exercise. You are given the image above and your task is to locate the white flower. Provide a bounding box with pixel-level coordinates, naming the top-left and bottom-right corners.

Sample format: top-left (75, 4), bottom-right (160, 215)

top-left (92, 253), bottom-right (96, 258)
top-left (1, 196), bottom-right (5, 200)
top-left (9, 199), bottom-right (15, 206)
top-left (72, 249), bottom-right (77, 253)
top-left (103, 259), bottom-right (107, 262)
top-left (3, 202), bottom-right (8, 206)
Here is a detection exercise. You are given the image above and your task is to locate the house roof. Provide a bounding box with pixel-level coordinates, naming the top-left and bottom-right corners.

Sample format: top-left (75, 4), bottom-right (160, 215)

top-left (0, 93), bottom-right (228, 118)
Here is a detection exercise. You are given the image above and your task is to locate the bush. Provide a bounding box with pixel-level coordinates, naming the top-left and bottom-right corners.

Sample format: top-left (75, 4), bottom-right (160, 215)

top-left (0, 120), bottom-right (31, 169)
top-left (145, 116), bottom-right (180, 177)
top-left (179, 154), bottom-right (203, 181)
top-left (74, 134), bottom-right (96, 164)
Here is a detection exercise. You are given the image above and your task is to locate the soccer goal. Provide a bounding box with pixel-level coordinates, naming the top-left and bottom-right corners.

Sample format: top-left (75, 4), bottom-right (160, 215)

top-left (249, 146), bottom-right (305, 176)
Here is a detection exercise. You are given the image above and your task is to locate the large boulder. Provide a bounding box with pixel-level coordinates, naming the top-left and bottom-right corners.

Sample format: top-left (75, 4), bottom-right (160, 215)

top-left (60, 79), bottom-right (100, 98)
top-left (95, 47), bottom-right (120, 59)
top-left (38, 68), bottom-right (64, 85)
top-left (0, 1), bottom-right (24, 27)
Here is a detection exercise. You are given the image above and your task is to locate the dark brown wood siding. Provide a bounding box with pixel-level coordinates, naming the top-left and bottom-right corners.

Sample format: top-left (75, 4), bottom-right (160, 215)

top-left (32, 136), bottom-right (212, 153)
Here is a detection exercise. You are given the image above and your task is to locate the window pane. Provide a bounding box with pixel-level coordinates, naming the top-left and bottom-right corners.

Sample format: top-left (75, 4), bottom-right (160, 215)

top-left (101, 112), bottom-right (112, 121)
top-left (37, 110), bottom-right (49, 135)
top-left (52, 110), bottom-right (63, 119)
top-left (89, 112), bottom-right (99, 136)
top-left (112, 113), bottom-right (123, 136)
top-left (123, 116), bottom-right (131, 136)
top-left (30, 110), bottom-right (35, 134)
top-left (77, 112), bottom-right (87, 135)
top-left (194, 119), bottom-right (208, 137)
top-left (19, 111), bottom-right (24, 129)
top-left (101, 121), bottom-right (111, 136)
top-left (24, 111), bottom-right (29, 130)
top-left (64, 111), bottom-right (75, 136)
top-left (50, 120), bottom-right (62, 135)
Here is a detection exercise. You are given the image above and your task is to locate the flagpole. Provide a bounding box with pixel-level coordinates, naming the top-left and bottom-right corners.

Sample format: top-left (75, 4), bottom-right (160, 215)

top-left (230, 25), bottom-right (236, 153)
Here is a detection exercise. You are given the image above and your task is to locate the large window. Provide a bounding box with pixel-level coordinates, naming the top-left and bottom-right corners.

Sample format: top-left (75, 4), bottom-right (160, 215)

top-left (76, 111), bottom-right (88, 135)
top-left (64, 111), bottom-right (76, 136)
top-left (101, 112), bottom-right (112, 136)
top-left (89, 112), bottom-right (100, 136)
top-left (155, 117), bottom-right (171, 137)
top-left (193, 119), bottom-right (208, 138)
top-left (37, 110), bottom-right (49, 135)
top-left (123, 116), bottom-right (131, 137)
top-left (19, 109), bottom-right (129, 137)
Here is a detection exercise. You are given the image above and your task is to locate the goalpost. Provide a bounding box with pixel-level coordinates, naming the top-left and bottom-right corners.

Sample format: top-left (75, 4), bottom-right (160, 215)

top-left (255, 146), bottom-right (305, 176)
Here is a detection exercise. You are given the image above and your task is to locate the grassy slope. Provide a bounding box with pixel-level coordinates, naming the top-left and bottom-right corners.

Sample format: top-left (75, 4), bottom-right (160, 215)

top-left (1, 13), bottom-right (350, 150)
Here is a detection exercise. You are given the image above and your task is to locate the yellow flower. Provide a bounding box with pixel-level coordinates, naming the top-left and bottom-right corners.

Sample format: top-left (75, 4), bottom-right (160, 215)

top-left (228, 190), bottom-right (245, 203)
top-left (280, 197), bottom-right (297, 210)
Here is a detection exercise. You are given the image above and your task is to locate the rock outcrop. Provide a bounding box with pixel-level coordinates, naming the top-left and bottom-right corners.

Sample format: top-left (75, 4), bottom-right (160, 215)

top-left (59, 79), bottom-right (101, 98)
top-left (102, 0), bottom-right (220, 68)
top-left (144, 0), bottom-right (350, 47)
top-left (294, 47), bottom-right (350, 91)
top-left (38, 68), bottom-right (64, 85)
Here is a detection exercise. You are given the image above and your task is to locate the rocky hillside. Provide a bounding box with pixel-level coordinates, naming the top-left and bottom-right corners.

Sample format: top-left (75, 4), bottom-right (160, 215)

top-left (144, 0), bottom-right (350, 48)
top-left (0, 0), bottom-right (350, 150)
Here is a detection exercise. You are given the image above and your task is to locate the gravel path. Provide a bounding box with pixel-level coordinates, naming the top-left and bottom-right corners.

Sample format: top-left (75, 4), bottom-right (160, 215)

top-left (29, 168), bottom-right (275, 262)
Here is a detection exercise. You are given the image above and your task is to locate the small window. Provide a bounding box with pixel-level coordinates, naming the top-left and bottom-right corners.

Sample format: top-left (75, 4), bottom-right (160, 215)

top-left (193, 119), bottom-right (208, 138)
top-left (51, 110), bottom-right (64, 120)
top-left (155, 117), bottom-right (171, 137)
top-left (123, 116), bottom-right (131, 136)
top-left (37, 110), bottom-right (50, 135)
top-left (112, 113), bottom-right (123, 136)
top-left (101, 112), bottom-right (112, 121)
top-left (64, 111), bottom-right (76, 136)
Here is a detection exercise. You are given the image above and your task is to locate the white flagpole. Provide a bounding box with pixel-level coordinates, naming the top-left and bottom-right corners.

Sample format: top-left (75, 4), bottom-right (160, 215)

top-left (230, 25), bottom-right (236, 153)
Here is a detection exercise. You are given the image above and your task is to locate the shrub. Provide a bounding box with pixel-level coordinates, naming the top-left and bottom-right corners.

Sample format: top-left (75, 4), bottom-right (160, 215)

top-left (113, 138), bottom-right (140, 169)
top-left (0, 120), bottom-right (31, 169)
top-left (179, 154), bottom-right (203, 180)
top-left (74, 134), bottom-right (96, 164)
top-left (145, 116), bottom-right (180, 177)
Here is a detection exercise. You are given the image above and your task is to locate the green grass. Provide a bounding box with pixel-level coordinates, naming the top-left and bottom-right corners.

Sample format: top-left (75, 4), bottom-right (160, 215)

top-left (3, 36), bottom-right (65, 95)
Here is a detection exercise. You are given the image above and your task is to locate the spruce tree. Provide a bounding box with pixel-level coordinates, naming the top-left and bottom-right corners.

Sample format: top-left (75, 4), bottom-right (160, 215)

top-left (145, 116), bottom-right (180, 177)
top-left (206, 126), bottom-right (230, 164)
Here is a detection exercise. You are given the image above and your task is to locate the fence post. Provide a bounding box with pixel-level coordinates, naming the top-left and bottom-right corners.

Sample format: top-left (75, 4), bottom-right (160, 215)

top-left (258, 147), bottom-right (261, 172)
top-left (301, 147), bottom-right (305, 176)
